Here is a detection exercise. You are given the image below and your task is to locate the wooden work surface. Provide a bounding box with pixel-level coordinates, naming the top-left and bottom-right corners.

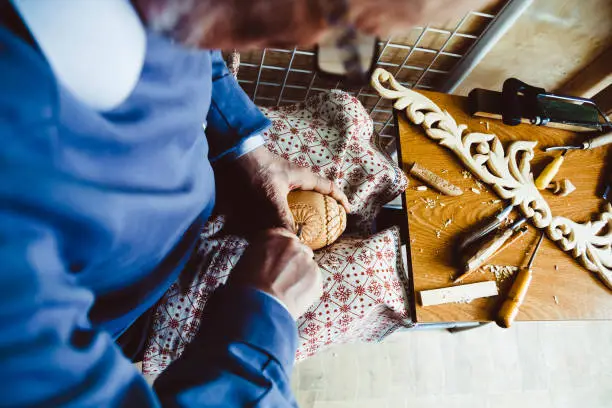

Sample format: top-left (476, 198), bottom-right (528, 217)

top-left (396, 90), bottom-right (612, 323)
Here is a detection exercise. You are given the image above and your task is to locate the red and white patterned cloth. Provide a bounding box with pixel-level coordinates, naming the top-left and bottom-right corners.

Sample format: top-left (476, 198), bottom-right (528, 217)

top-left (260, 90), bottom-right (407, 230)
top-left (141, 91), bottom-right (411, 375)
top-left (295, 227), bottom-right (410, 361)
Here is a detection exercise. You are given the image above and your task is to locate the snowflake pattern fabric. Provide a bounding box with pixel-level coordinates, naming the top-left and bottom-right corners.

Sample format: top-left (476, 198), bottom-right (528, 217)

top-left (142, 221), bottom-right (411, 375)
top-left (295, 227), bottom-right (411, 361)
top-left (260, 90), bottom-right (407, 230)
top-left (141, 91), bottom-right (411, 376)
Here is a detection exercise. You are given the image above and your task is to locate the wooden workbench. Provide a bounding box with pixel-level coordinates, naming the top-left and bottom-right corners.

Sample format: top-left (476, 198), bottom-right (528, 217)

top-left (395, 90), bottom-right (612, 323)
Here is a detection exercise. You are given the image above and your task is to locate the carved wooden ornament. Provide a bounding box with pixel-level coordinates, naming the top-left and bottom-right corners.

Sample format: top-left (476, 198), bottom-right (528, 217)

top-left (371, 68), bottom-right (612, 290)
top-left (288, 190), bottom-right (346, 250)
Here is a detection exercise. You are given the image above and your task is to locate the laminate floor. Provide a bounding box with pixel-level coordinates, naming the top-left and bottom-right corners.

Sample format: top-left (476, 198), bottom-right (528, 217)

top-left (292, 321), bottom-right (612, 408)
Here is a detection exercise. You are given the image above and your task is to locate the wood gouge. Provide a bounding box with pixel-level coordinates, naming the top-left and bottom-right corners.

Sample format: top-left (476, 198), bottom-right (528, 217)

top-left (535, 150), bottom-right (567, 190)
top-left (456, 225), bottom-right (529, 284)
top-left (457, 204), bottom-right (513, 253)
top-left (544, 131), bottom-right (612, 152)
top-left (496, 232), bottom-right (545, 328)
top-left (456, 217), bottom-right (527, 283)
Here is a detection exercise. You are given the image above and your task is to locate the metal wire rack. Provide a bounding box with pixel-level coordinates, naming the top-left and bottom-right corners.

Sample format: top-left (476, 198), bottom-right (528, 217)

top-left (230, 8), bottom-right (505, 140)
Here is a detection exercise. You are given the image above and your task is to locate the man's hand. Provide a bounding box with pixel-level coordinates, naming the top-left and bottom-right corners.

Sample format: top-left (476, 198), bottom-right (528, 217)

top-left (219, 146), bottom-right (350, 232)
top-left (228, 229), bottom-right (322, 319)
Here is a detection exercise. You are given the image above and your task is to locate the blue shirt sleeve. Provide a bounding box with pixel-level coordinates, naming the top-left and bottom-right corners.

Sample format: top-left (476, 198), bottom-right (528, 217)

top-left (0, 210), bottom-right (298, 407)
top-left (205, 50), bottom-right (271, 162)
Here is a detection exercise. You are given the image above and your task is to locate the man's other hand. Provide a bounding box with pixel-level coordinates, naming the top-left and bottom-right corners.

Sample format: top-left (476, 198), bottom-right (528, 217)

top-left (228, 229), bottom-right (322, 319)
top-left (228, 146), bottom-right (350, 232)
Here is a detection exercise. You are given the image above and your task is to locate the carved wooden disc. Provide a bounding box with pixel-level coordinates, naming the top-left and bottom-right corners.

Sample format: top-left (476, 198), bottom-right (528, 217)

top-left (288, 190), bottom-right (346, 250)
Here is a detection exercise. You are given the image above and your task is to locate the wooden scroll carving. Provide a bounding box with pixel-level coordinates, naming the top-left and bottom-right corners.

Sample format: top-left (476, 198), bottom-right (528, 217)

top-left (371, 68), bottom-right (612, 290)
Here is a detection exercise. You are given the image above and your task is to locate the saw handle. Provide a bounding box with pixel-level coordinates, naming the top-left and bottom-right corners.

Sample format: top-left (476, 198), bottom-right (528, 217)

top-left (496, 266), bottom-right (533, 328)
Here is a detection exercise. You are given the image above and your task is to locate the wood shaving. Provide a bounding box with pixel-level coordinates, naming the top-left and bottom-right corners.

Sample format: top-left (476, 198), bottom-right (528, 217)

top-left (443, 218), bottom-right (453, 228)
top-left (416, 186), bottom-right (428, 191)
top-left (420, 197), bottom-right (438, 209)
top-left (553, 295), bottom-right (559, 305)
top-left (435, 230), bottom-right (442, 239)
top-left (486, 121), bottom-right (490, 131)
top-left (441, 169), bottom-right (449, 174)
top-left (471, 188), bottom-right (481, 194)
top-left (484, 264), bottom-right (519, 285)
top-left (439, 203), bottom-right (446, 207)
top-left (554, 265), bottom-right (559, 271)
top-left (490, 199), bottom-right (501, 204)
top-left (462, 170), bottom-right (472, 179)
top-left (475, 181), bottom-right (483, 189)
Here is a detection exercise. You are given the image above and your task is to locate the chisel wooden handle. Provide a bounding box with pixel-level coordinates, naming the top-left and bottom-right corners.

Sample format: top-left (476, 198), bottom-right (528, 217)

top-left (585, 131), bottom-right (612, 149)
top-left (535, 154), bottom-right (565, 190)
top-left (496, 266), bottom-right (533, 328)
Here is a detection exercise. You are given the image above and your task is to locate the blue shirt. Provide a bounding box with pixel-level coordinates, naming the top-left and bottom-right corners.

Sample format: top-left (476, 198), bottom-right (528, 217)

top-left (0, 25), bottom-right (298, 407)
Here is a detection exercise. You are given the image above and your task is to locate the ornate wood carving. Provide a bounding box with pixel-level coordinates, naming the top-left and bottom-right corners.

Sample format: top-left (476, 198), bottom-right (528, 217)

top-left (371, 68), bottom-right (612, 290)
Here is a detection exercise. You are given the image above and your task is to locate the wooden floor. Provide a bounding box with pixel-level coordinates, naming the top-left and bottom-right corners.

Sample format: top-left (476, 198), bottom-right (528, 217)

top-left (292, 321), bottom-right (612, 408)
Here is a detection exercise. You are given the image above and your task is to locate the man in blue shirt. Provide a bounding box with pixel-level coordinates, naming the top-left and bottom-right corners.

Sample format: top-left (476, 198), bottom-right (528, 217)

top-left (0, 0), bottom-right (480, 406)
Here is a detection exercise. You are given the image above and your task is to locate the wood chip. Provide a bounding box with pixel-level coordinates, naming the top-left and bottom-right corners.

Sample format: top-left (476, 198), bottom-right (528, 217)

top-left (475, 181), bottom-right (483, 189)
top-left (443, 218), bottom-right (452, 228)
top-left (416, 186), bottom-right (428, 191)
top-left (435, 230), bottom-right (442, 239)
top-left (471, 188), bottom-right (481, 194)
top-left (420, 197), bottom-right (437, 209)
top-left (486, 121), bottom-right (490, 131)
top-left (439, 202), bottom-right (446, 207)
top-left (484, 265), bottom-right (519, 284)
top-left (462, 170), bottom-right (472, 179)
top-left (441, 169), bottom-right (449, 174)
top-left (554, 265), bottom-right (559, 271)
top-left (553, 295), bottom-right (559, 305)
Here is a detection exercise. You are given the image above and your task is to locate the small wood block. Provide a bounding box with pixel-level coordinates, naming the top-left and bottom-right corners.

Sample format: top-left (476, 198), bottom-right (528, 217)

top-left (419, 281), bottom-right (498, 307)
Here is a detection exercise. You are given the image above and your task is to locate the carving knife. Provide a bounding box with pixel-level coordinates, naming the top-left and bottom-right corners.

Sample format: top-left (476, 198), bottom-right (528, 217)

top-left (457, 204), bottom-right (513, 253)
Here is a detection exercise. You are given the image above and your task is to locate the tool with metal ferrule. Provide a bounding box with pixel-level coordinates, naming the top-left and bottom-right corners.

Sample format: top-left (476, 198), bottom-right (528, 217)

top-left (456, 217), bottom-right (527, 283)
top-left (544, 131), bottom-right (612, 152)
top-left (457, 205), bottom-right (514, 253)
top-left (535, 151), bottom-right (568, 190)
top-left (455, 223), bottom-right (528, 284)
top-left (496, 232), bottom-right (545, 328)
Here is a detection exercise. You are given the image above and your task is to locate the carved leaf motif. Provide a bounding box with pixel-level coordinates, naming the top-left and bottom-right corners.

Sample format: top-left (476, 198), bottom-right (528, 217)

top-left (371, 68), bottom-right (612, 290)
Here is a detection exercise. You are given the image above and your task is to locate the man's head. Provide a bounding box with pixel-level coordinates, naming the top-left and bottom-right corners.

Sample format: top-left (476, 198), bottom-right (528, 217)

top-left (134, 0), bottom-right (489, 50)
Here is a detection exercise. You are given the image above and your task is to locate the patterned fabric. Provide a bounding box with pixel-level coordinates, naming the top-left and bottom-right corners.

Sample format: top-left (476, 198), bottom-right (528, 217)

top-left (142, 217), bottom-right (410, 375)
top-left (143, 215), bottom-right (248, 375)
top-left (260, 90), bottom-right (407, 230)
top-left (296, 227), bottom-right (410, 361)
top-left (141, 91), bottom-right (411, 375)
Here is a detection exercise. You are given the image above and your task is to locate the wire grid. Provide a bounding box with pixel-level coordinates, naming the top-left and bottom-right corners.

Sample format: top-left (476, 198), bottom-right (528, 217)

top-left (231, 10), bottom-right (498, 139)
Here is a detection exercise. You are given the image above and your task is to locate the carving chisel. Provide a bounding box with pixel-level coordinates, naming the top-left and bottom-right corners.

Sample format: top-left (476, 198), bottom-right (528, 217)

top-left (535, 150), bottom-right (567, 190)
top-left (457, 217), bottom-right (527, 282)
top-left (457, 204), bottom-right (513, 253)
top-left (496, 232), bottom-right (545, 328)
top-left (543, 131), bottom-right (612, 152)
